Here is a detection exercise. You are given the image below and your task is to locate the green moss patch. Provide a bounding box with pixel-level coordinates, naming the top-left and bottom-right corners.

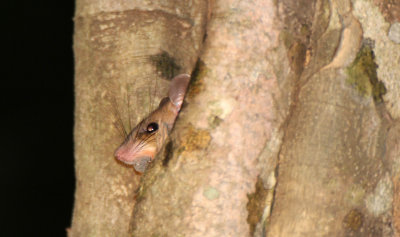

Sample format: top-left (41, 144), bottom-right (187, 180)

top-left (345, 45), bottom-right (386, 102)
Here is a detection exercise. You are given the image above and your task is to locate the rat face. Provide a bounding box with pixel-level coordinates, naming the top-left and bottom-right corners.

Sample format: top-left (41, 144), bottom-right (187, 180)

top-left (114, 74), bottom-right (190, 173)
top-left (114, 117), bottom-right (161, 172)
top-left (114, 100), bottom-right (174, 172)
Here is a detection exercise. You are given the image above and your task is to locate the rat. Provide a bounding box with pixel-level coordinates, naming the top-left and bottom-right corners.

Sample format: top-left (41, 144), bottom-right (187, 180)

top-left (114, 74), bottom-right (190, 173)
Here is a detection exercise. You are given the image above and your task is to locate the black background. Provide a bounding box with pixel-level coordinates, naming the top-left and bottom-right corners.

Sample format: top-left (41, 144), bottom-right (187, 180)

top-left (3, 1), bottom-right (75, 236)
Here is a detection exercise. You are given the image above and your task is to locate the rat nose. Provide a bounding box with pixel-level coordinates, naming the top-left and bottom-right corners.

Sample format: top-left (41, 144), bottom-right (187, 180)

top-left (114, 145), bottom-right (129, 162)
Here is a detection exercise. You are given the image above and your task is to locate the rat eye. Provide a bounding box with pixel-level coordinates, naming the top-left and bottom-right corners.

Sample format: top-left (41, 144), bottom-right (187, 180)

top-left (146, 122), bottom-right (159, 133)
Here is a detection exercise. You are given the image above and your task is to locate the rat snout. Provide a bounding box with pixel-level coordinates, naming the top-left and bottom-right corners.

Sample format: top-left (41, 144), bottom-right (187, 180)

top-left (114, 143), bottom-right (134, 163)
top-left (114, 141), bottom-right (155, 173)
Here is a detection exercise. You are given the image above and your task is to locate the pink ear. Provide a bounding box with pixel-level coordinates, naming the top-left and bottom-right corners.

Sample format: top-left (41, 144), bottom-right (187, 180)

top-left (168, 74), bottom-right (190, 110)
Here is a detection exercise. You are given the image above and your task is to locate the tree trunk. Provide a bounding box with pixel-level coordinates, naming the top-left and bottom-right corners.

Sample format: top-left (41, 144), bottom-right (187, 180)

top-left (71, 1), bottom-right (207, 236)
top-left (71, 0), bottom-right (400, 236)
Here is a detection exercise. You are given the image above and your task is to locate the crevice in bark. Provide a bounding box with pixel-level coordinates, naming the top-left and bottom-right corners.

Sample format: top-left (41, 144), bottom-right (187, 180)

top-left (266, 0), bottom-right (331, 235)
top-left (247, 177), bottom-right (270, 236)
top-left (162, 141), bottom-right (174, 167)
top-left (129, 8), bottom-right (210, 235)
top-left (187, 58), bottom-right (207, 99)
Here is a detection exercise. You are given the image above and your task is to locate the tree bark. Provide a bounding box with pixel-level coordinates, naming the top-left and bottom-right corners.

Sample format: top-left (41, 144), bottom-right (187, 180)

top-left (71, 0), bottom-right (400, 236)
top-left (71, 1), bottom-right (207, 236)
top-left (266, 0), bottom-right (400, 236)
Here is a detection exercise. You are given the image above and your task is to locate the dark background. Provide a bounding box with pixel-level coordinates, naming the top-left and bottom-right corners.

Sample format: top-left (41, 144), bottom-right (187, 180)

top-left (3, 1), bottom-right (75, 236)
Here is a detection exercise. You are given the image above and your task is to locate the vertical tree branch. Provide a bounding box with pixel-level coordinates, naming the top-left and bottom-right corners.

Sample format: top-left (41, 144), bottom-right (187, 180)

top-left (71, 1), bottom-right (207, 236)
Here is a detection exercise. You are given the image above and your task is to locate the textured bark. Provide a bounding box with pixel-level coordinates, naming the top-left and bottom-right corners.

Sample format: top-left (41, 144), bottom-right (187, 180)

top-left (71, 1), bottom-right (207, 236)
top-left (72, 0), bottom-right (400, 236)
top-left (267, 0), bottom-right (400, 236)
top-left (131, 1), bottom-right (283, 235)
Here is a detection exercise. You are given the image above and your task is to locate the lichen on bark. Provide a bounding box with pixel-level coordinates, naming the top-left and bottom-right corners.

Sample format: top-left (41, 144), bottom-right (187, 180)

top-left (345, 43), bottom-right (387, 102)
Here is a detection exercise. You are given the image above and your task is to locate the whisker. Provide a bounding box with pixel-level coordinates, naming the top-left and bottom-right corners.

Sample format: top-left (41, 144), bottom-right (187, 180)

top-left (113, 121), bottom-right (126, 139)
top-left (111, 96), bottom-right (128, 138)
top-left (136, 136), bottom-right (156, 151)
top-left (136, 132), bottom-right (156, 149)
top-left (126, 83), bottom-right (133, 132)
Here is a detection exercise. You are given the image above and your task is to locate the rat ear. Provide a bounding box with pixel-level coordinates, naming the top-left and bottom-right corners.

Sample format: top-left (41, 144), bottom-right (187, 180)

top-left (168, 74), bottom-right (190, 110)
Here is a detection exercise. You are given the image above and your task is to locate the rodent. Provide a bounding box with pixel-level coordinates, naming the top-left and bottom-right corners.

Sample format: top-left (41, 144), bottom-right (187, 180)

top-left (114, 74), bottom-right (190, 172)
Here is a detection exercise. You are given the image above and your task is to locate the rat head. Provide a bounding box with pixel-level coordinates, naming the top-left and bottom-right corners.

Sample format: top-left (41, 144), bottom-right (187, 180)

top-left (114, 74), bottom-right (190, 172)
top-left (114, 101), bottom-right (174, 172)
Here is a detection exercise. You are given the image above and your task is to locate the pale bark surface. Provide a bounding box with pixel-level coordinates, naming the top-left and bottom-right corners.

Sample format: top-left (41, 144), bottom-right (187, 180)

top-left (132, 0), bottom-right (282, 235)
top-left (72, 0), bottom-right (400, 236)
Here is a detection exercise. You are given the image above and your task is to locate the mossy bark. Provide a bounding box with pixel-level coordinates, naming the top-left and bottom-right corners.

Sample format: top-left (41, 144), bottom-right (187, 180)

top-left (72, 0), bottom-right (400, 236)
top-left (266, 0), bottom-right (400, 236)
